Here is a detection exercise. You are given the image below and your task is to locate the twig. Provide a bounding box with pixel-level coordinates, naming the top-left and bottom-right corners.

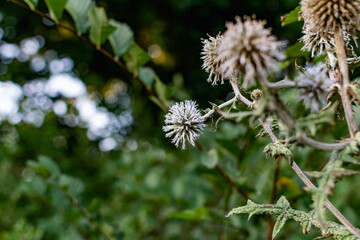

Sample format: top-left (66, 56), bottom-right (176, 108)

top-left (58, 185), bottom-right (112, 240)
top-left (7, 0), bottom-right (169, 112)
top-left (334, 28), bottom-right (358, 138)
top-left (215, 165), bottom-right (249, 200)
top-left (203, 96), bottom-right (238, 119)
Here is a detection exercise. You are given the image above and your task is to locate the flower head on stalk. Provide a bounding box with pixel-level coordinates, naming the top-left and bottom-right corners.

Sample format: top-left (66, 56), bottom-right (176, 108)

top-left (215, 16), bottom-right (284, 88)
top-left (297, 64), bottom-right (335, 112)
top-left (163, 100), bottom-right (206, 149)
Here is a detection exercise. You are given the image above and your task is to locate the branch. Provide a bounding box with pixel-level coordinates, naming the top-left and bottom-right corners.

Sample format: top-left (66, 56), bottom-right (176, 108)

top-left (203, 96), bottom-right (238, 119)
top-left (58, 185), bottom-right (112, 240)
top-left (7, 0), bottom-right (169, 112)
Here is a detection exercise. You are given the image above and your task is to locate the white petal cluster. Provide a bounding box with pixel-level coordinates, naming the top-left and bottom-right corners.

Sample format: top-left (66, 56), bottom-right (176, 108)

top-left (201, 33), bottom-right (224, 85)
top-left (297, 64), bottom-right (335, 112)
top-left (163, 100), bottom-right (206, 149)
top-left (215, 16), bottom-right (284, 88)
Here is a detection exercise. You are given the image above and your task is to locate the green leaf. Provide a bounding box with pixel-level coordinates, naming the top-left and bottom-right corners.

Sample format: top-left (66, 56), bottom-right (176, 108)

top-left (138, 67), bottom-right (156, 88)
top-left (281, 5), bottom-right (301, 26)
top-left (171, 207), bottom-right (209, 221)
top-left (123, 42), bottom-right (151, 74)
top-left (59, 174), bottom-right (84, 196)
top-left (154, 76), bottom-right (167, 103)
top-left (200, 149), bottom-right (218, 169)
top-left (108, 19), bottom-right (134, 59)
top-left (227, 196), bottom-right (357, 240)
top-left (272, 214), bottom-right (287, 239)
top-left (306, 156), bottom-right (359, 226)
top-left (264, 142), bottom-right (293, 160)
top-left (286, 42), bottom-right (310, 58)
top-left (44, 0), bottom-right (69, 21)
top-left (23, 0), bottom-right (38, 9)
top-left (88, 7), bottom-right (116, 49)
top-left (65, 0), bottom-right (94, 34)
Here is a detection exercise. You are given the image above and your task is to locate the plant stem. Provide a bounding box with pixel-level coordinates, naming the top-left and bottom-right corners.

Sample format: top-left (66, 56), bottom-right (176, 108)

top-left (334, 28), bottom-right (358, 138)
top-left (203, 96), bottom-right (238, 119)
top-left (231, 79), bottom-right (360, 238)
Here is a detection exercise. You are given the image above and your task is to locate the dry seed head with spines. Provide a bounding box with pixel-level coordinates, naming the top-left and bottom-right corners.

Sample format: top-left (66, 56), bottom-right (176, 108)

top-left (162, 100), bottom-right (206, 150)
top-left (201, 33), bottom-right (225, 85)
top-left (216, 16), bottom-right (285, 89)
top-left (301, 0), bottom-right (360, 36)
top-left (300, 25), bottom-right (352, 62)
top-left (297, 64), bottom-right (335, 112)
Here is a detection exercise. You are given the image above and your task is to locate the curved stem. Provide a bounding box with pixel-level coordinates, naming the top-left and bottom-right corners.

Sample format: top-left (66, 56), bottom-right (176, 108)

top-left (298, 133), bottom-right (350, 151)
top-left (232, 78), bottom-right (360, 238)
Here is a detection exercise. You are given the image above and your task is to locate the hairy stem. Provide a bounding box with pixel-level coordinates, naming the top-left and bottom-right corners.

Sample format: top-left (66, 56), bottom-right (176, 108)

top-left (334, 28), bottom-right (358, 138)
top-left (231, 79), bottom-right (360, 238)
top-left (203, 96), bottom-right (238, 119)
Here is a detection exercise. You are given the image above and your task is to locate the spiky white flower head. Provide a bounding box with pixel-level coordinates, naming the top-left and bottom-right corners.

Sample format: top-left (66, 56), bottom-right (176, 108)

top-left (215, 16), bottom-right (285, 89)
top-left (297, 64), bottom-right (335, 112)
top-left (300, 25), bottom-right (352, 58)
top-left (201, 33), bottom-right (224, 85)
top-left (163, 100), bottom-right (206, 149)
top-left (301, 0), bottom-right (360, 36)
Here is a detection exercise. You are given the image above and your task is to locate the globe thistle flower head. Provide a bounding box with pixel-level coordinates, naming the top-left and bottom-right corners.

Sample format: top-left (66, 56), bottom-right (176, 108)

top-left (201, 33), bottom-right (225, 85)
top-left (300, 25), bottom-right (352, 58)
top-left (301, 0), bottom-right (360, 36)
top-left (297, 64), bottom-right (335, 112)
top-left (163, 100), bottom-right (206, 149)
top-left (216, 16), bottom-right (285, 89)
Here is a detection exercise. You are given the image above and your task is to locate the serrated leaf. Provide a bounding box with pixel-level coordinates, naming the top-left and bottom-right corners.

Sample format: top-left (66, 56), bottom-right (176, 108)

top-left (296, 104), bottom-right (336, 135)
top-left (227, 196), bottom-right (357, 239)
top-left (88, 7), bottom-right (116, 49)
top-left (108, 19), bottom-right (134, 59)
top-left (23, 0), bottom-right (38, 9)
top-left (281, 5), bottom-right (301, 26)
top-left (44, 0), bottom-right (69, 21)
top-left (275, 196), bottom-right (290, 209)
top-left (264, 142), bottom-right (293, 160)
top-left (300, 219), bottom-right (312, 234)
top-left (65, 0), bottom-right (94, 34)
top-left (272, 214), bottom-right (287, 239)
top-left (123, 42), bottom-right (151, 74)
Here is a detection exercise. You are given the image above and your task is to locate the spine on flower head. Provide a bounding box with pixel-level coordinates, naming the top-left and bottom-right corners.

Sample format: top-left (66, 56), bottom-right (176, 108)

top-left (214, 16), bottom-right (284, 89)
top-left (297, 63), bottom-right (335, 112)
top-left (163, 100), bottom-right (206, 149)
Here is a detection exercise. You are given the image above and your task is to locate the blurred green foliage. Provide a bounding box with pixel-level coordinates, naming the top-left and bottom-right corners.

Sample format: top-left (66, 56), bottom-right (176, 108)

top-left (0, 0), bottom-right (359, 239)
